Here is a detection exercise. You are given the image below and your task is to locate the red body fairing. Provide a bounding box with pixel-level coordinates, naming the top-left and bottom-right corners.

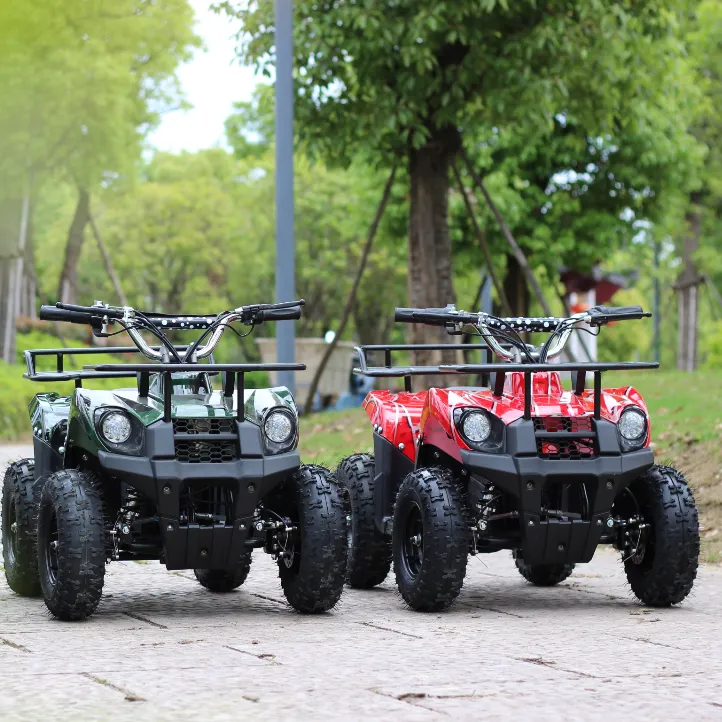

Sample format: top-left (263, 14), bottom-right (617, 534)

top-left (363, 371), bottom-right (650, 464)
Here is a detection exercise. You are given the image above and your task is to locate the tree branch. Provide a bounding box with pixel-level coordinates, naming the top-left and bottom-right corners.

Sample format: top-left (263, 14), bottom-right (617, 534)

top-left (88, 212), bottom-right (128, 307)
top-left (452, 162), bottom-right (513, 316)
top-left (301, 165), bottom-right (397, 416)
top-left (460, 144), bottom-right (553, 317)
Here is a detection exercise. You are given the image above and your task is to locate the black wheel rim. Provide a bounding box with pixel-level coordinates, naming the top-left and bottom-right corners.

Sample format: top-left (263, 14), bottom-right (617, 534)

top-left (5, 497), bottom-right (17, 567)
top-left (401, 502), bottom-right (424, 579)
top-left (45, 509), bottom-right (59, 586)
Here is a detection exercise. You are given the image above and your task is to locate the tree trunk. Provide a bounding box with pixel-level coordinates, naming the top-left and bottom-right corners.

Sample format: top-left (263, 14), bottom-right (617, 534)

top-left (407, 127), bottom-right (460, 385)
top-left (503, 256), bottom-right (529, 317)
top-left (676, 191), bottom-right (702, 372)
top-left (0, 195), bottom-right (30, 363)
top-left (58, 187), bottom-right (90, 305)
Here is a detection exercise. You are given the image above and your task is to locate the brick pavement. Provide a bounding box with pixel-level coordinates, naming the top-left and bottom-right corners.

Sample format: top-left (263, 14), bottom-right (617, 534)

top-left (2, 444), bottom-right (721, 721)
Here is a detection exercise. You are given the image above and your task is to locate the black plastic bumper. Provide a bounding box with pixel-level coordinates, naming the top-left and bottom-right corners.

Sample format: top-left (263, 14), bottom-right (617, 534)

top-left (98, 440), bottom-right (299, 571)
top-left (460, 445), bottom-right (654, 565)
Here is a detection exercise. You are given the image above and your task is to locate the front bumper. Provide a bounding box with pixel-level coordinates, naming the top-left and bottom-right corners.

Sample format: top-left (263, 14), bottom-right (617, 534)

top-left (461, 418), bottom-right (654, 565)
top-left (97, 418), bottom-right (300, 570)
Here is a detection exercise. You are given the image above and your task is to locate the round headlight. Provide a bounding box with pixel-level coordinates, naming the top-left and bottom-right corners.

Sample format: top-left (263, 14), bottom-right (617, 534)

top-left (619, 408), bottom-right (647, 440)
top-left (264, 410), bottom-right (294, 444)
top-left (461, 411), bottom-right (492, 443)
top-left (101, 412), bottom-right (132, 444)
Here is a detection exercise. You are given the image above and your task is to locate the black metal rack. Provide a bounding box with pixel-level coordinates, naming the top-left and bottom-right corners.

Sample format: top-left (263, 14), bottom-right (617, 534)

top-left (353, 343), bottom-right (658, 420)
top-left (23, 347), bottom-right (304, 423)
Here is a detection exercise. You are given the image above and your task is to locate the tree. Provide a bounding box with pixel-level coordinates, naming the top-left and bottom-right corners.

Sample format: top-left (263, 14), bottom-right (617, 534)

top-left (222, 0), bottom-right (701, 360)
top-left (0, 0), bottom-right (198, 358)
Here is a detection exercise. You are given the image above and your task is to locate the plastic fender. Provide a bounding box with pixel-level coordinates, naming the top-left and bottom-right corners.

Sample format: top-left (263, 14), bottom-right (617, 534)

top-left (362, 390), bottom-right (427, 461)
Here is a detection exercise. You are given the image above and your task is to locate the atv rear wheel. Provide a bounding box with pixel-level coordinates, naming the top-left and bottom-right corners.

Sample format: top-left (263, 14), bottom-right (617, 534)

top-left (337, 453), bottom-right (392, 588)
top-left (194, 552), bottom-right (253, 592)
top-left (275, 465), bottom-right (347, 613)
top-left (618, 465), bottom-right (699, 607)
top-left (393, 467), bottom-right (469, 612)
top-left (37, 470), bottom-right (106, 621)
top-left (2, 459), bottom-right (43, 597)
top-left (514, 554), bottom-right (575, 586)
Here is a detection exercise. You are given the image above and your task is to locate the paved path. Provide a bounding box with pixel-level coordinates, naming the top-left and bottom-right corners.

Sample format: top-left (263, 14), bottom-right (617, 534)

top-left (2, 445), bottom-right (721, 721)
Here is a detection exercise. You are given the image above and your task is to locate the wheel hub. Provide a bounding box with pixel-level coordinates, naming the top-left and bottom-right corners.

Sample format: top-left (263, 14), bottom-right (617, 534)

top-left (401, 502), bottom-right (424, 579)
top-left (6, 500), bottom-right (18, 565)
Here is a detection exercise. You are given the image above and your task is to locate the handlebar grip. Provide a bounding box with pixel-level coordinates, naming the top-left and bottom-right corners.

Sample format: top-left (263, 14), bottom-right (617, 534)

top-left (394, 308), bottom-right (461, 326)
top-left (394, 308), bottom-right (420, 323)
top-left (39, 305), bottom-right (95, 324)
top-left (588, 305), bottom-right (650, 326)
top-left (55, 302), bottom-right (125, 319)
top-left (260, 306), bottom-right (302, 322)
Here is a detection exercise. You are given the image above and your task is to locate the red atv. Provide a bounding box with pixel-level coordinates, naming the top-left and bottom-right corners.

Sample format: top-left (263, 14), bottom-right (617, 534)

top-left (338, 304), bottom-right (699, 611)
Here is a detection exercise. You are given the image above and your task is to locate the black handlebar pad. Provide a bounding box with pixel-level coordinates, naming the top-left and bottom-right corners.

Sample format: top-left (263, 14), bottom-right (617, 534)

top-left (587, 305), bottom-right (650, 326)
top-left (490, 316), bottom-right (566, 333)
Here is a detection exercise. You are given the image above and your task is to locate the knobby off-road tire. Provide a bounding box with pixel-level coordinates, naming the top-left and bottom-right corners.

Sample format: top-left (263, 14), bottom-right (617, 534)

top-left (37, 470), bottom-right (106, 621)
top-left (194, 551), bottom-right (253, 592)
top-left (337, 453), bottom-right (392, 588)
top-left (514, 555), bottom-right (575, 586)
top-left (393, 467), bottom-right (469, 612)
top-left (276, 465), bottom-right (347, 613)
top-left (623, 465), bottom-right (699, 607)
top-left (2, 459), bottom-right (43, 597)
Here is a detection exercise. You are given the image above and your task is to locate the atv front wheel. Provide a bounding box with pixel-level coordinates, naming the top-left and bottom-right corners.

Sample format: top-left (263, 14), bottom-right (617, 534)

top-left (619, 465), bottom-right (699, 607)
top-left (37, 470), bottom-right (106, 621)
top-left (194, 552), bottom-right (253, 592)
top-left (275, 465), bottom-right (347, 613)
top-left (2, 459), bottom-right (43, 597)
top-left (393, 467), bottom-right (469, 612)
top-left (336, 453), bottom-right (392, 588)
top-left (514, 554), bottom-right (575, 586)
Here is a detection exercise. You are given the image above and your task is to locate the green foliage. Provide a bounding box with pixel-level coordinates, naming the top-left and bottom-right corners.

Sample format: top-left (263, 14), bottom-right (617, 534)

top-left (0, 0), bottom-right (199, 190)
top-left (32, 137), bottom-right (408, 350)
top-left (223, 1), bottom-right (700, 166)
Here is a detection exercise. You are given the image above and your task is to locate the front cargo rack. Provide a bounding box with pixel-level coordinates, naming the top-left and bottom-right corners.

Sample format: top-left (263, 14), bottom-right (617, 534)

top-left (23, 346), bottom-right (304, 423)
top-left (353, 343), bottom-right (658, 421)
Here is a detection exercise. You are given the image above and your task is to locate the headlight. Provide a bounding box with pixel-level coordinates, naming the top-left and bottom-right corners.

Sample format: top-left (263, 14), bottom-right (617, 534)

top-left (100, 412), bottom-right (132, 443)
top-left (454, 408), bottom-right (503, 452)
top-left (619, 407), bottom-right (647, 441)
top-left (262, 407), bottom-right (297, 453)
top-left (264, 409), bottom-right (294, 444)
top-left (94, 408), bottom-right (143, 455)
top-left (461, 411), bottom-right (491, 443)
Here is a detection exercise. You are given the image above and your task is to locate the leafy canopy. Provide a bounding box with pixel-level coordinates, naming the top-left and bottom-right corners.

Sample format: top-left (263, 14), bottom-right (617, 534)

top-left (0, 0), bottom-right (199, 188)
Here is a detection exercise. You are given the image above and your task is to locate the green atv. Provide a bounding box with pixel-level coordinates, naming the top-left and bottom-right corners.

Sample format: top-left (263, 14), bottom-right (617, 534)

top-left (1, 299), bottom-right (347, 620)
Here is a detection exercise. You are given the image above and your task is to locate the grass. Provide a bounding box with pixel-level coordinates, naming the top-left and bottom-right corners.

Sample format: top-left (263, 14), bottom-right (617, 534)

top-left (300, 370), bottom-right (722, 563)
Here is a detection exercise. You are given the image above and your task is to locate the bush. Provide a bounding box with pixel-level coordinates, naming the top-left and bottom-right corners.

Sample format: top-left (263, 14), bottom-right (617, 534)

top-left (702, 321), bottom-right (722, 369)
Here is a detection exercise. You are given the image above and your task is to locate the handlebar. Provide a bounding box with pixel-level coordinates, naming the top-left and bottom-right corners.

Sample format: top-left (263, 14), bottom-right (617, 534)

top-left (393, 303), bottom-right (651, 362)
top-left (39, 299), bottom-right (305, 362)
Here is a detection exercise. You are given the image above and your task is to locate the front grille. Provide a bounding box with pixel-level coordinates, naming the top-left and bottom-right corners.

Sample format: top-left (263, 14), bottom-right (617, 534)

top-left (173, 417), bottom-right (238, 463)
top-left (175, 439), bottom-right (237, 463)
top-left (173, 418), bottom-right (235, 435)
top-left (533, 417), bottom-right (593, 434)
top-left (533, 416), bottom-right (596, 460)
